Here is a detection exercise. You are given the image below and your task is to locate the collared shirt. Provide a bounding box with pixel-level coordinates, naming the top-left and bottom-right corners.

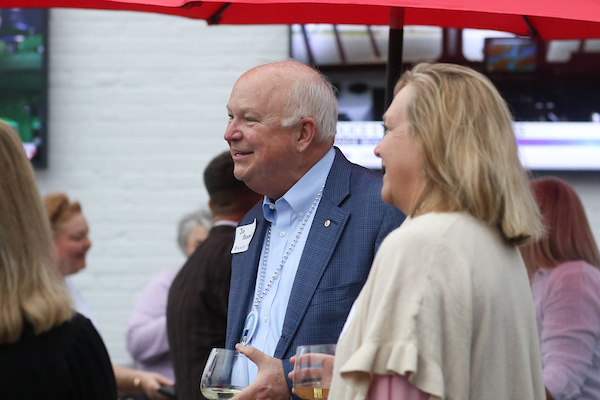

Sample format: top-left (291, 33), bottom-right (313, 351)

top-left (213, 219), bottom-right (239, 228)
top-left (245, 147), bottom-right (335, 380)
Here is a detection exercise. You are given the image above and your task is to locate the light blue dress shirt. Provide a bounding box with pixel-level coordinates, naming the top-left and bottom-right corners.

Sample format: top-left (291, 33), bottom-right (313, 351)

top-left (245, 147), bottom-right (335, 381)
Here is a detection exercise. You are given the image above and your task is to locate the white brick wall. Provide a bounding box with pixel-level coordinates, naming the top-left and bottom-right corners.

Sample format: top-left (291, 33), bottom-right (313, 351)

top-left (32, 8), bottom-right (600, 369)
top-left (34, 9), bottom-right (288, 365)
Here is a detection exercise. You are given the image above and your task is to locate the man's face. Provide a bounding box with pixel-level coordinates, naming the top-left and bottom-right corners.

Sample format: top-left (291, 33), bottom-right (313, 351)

top-left (224, 69), bottom-right (298, 199)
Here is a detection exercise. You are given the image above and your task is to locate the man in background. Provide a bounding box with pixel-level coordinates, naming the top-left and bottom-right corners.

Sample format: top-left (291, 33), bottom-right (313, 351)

top-left (167, 151), bottom-right (261, 400)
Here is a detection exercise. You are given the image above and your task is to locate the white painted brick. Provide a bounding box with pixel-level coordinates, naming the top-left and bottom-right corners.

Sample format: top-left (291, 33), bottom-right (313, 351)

top-left (32, 8), bottom-right (600, 371)
top-left (35, 8), bottom-right (287, 365)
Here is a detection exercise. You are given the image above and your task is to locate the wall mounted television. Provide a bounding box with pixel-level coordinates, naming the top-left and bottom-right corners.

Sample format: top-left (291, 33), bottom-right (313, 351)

top-left (0, 7), bottom-right (48, 168)
top-left (484, 37), bottom-right (537, 73)
top-left (290, 29), bottom-right (600, 172)
top-left (335, 121), bottom-right (600, 171)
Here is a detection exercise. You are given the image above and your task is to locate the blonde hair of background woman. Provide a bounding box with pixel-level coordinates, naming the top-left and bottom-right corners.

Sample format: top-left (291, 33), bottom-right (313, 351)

top-left (520, 176), bottom-right (600, 275)
top-left (44, 193), bottom-right (83, 235)
top-left (395, 63), bottom-right (542, 245)
top-left (0, 121), bottom-right (72, 344)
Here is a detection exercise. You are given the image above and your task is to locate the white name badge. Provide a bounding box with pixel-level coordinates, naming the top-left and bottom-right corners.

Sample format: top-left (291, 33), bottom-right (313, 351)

top-left (231, 219), bottom-right (256, 254)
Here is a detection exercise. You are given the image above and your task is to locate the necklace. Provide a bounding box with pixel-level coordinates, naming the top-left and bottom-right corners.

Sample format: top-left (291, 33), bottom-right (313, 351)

top-left (240, 185), bottom-right (324, 345)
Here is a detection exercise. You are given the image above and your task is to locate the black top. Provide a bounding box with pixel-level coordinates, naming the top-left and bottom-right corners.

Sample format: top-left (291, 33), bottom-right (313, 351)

top-left (167, 225), bottom-right (236, 400)
top-left (0, 312), bottom-right (117, 399)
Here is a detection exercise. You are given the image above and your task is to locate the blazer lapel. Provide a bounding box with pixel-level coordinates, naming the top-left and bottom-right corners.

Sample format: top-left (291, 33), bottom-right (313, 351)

top-left (274, 148), bottom-right (351, 358)
top-left (227, 208), bottom-right (268, 348)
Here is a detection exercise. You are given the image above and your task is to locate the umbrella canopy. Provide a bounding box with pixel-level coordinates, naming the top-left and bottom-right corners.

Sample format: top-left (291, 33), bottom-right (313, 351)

top-left (3, 0), bottom-right (600, 40)
top-left (4, 0), bottom-right (600, 103)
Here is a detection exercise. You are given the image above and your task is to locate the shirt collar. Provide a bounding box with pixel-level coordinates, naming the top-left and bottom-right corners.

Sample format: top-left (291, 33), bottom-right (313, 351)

top-left (213, 220), bottom-right (238, 228)
top-left (262, 147), bottom-right (335, 223)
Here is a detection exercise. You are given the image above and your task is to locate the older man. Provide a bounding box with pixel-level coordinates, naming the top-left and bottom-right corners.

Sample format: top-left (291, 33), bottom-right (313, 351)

top-left (224, 60), bottom-right (405, 399)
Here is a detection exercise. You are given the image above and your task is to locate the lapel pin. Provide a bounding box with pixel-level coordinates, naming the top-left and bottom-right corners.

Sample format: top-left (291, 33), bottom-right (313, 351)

top-left (324, 220), bottom-right (331, 227)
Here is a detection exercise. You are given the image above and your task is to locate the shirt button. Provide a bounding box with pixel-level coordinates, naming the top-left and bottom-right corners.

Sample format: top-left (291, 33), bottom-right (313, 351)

top-left (280, 231), bottom-right (285, 237)
top-left (263, 317), bottom-right (269, 323)
top-left (298, 212), bottom-right (303, 217)
top-left (269, 205), bottom-right (275, 210)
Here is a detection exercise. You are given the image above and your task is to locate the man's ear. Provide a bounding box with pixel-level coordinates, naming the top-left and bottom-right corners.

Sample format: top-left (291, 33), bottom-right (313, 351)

top-left (208, 200), bottom-right (214, 211)
top-left (296, 118), bottom-right (318, 153)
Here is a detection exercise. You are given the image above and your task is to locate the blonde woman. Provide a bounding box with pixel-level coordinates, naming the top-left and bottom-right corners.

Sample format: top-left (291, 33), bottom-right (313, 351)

top-left (521, 177), bottom-right (600, 400)
top-left (329, 63), bottom-right (545, 400)
top-left (0, 121), bottom-right (117, 399)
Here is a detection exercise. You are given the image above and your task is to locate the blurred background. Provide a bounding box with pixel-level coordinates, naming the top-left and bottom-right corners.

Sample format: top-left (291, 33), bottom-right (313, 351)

top-left (1, 7), bottom-right (599, 366)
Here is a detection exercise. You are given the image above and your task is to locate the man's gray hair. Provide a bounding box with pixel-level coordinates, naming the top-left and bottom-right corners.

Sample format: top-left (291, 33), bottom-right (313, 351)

top-left (177, 208), bottom-right (213, 255)
top-left (281, 69), bottom-right (338, 142)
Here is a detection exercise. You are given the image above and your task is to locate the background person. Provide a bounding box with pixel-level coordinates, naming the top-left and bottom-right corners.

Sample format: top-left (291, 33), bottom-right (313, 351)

top-left (521, 177), bottom-right (600, 400)
top-left (126, 208), bottom-right (213, 381)
top-left (223, 60), bottom-right (405, 399)
top-left (0, 121), bottom-right (117, 399)
top-left (177, 209), bottom-right (213, 257)
top-left (329, 63), bottom-right (545, 400)
top-left (44, 192), bottom-right (174, 400)
top-left (167, 151), bottom-right (261, 400)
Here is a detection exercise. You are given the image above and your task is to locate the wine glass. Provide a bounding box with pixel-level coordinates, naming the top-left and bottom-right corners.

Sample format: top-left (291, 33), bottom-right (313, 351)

top-left (292, 344), bottom-right (336, 400)
top-left (200, 348), bottom-right (250, 399)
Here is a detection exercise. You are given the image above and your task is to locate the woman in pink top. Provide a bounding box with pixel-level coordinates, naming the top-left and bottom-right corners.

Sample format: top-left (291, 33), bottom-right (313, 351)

top-left (521, 177), bottom-right (600, 400)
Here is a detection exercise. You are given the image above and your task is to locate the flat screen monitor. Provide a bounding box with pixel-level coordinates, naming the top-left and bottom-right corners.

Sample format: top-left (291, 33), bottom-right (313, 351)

top-left (484, 37), bottom-right (537, 73)
top-left (0, 7), bottom-right (49, 168)
top-left (335, 121), bottom-right (600, 171)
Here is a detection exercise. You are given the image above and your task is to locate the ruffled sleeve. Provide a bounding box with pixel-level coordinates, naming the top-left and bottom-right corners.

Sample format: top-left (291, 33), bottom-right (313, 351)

top-left (333, 220), bottom-right (460, 399)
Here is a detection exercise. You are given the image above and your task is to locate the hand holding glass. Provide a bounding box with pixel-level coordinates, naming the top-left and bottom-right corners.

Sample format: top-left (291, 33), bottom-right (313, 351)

top-left (200, 348), bottom-right (249, 399)
top-left (292, 344), bottom-right (336, 400)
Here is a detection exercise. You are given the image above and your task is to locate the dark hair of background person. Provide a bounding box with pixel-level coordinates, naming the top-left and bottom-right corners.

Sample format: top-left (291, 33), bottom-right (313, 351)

top-left (521, 176), bottom-right (600, 274)
top-left (204, 151), bottom-right (261, 215)
top-left (0, 121), bottom-right (73, 343)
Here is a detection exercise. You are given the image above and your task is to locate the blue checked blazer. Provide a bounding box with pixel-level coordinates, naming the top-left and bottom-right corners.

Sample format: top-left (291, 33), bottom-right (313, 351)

top-left (225, 147), bottom-right (405, 391)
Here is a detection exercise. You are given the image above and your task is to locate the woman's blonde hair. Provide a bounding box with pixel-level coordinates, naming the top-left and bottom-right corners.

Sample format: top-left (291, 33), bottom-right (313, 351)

top-left (44, 193), bottom-right (82, 235)
top-left (395, 63), bottom-right (542, 245)
top-left (0, 122), bottom-right (72, 344)
top-left (520, 177), bottom-right (600, 274)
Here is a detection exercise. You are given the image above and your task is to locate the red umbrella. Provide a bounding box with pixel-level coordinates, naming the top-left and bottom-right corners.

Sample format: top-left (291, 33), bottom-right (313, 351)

top-left (3, 0), bottom-right (600, 39)
top-left (4, 0), bottom-right (600, 101)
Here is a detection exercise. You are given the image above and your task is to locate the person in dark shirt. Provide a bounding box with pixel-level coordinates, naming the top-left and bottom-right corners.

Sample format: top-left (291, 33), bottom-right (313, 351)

top-left (167, 151), bottom-right (261, 400)
top-left (0, 120), bottom-right (117, 400)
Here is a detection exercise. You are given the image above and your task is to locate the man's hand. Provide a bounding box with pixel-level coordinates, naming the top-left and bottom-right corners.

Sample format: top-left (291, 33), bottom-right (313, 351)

top-left (234, 343), bottom-right (291, 400)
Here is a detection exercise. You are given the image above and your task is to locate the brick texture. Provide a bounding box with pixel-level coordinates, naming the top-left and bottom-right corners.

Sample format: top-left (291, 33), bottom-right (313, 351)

top-left (34, 8), bottom-right (288, 365)
top-left (33, 9), bottom-right (600, 369)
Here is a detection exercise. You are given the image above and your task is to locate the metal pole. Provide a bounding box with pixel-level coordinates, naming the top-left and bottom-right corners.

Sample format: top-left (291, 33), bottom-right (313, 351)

top-left (385, 7), bottom-right (405, 110)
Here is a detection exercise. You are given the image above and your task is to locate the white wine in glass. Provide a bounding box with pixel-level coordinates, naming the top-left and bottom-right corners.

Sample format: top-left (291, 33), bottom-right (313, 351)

top-left (200, 348), bottom-right (249, 399)
top-left (292, 344), bottom-right (336, 400)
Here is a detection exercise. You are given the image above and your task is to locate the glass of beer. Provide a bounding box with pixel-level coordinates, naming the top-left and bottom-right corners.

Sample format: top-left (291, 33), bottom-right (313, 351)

top-left (292, 344), bottom-right (336, 400)
top-left (200, 348), bottom-right (249, 399)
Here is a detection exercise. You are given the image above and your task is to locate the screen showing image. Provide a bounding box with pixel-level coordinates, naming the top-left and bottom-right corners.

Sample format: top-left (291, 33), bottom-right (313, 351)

top-left (335, 121), bottom-right (600, 171)
top-left (485, 37), bottom-right (537, 73)
top-left (0, 7), bottom-right (48, 168)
